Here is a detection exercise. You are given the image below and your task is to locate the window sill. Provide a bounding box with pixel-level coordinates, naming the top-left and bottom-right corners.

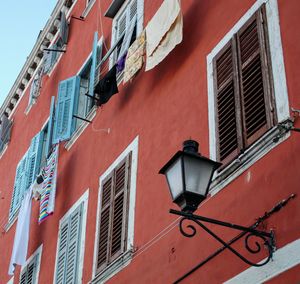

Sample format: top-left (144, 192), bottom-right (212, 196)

top-left (209, 123), bottom-right (291, 197)
top-left (91, 249), bottom-right (133, 284)
top-left (82, 0), bottom-right (96, 18)
top-left (65, 106), bottom-right (97, 150)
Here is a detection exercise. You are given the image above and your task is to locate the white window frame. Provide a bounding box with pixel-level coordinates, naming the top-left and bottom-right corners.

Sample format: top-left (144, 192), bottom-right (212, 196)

top-left (82, 0), bottom-right (96, 18)
top-left (207, 0), bottom-right (290, 196)
top-left (64, 37), bottom-right (104, 151)
top-left (109, 0), bottom-right (144, 69)
top-left (19, 244), bottom-right (43, 284)
top-left (53, 189), bottom-right (89, 284)
top-left (91, 135), bottom-right (139, 283)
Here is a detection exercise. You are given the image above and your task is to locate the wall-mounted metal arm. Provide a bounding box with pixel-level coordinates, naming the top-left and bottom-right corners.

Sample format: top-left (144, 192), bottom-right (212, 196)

top-left (71, 15), bottom-right (85, 21)
top-left (73, 114), bottom-right (92, 123)
top-left (170, 210), bottom-right (276, 268)
top-left (43, 48), bottom-right (66, 53)
top-left (173, 193), bottom-right (296, 283)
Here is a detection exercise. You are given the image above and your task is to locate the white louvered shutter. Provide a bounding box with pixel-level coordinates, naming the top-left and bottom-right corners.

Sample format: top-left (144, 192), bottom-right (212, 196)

top-left (55, 203), bottom-right (83, 284)
top-left (20, 254), bottom-right (38, 284)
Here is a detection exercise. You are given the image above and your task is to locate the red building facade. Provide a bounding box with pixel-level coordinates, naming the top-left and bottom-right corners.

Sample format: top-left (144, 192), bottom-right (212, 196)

top-left (0, 0), bottom-right (299, 283)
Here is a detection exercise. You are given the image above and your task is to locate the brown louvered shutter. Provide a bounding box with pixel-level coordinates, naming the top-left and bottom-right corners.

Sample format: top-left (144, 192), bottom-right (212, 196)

top-left (214, 5), bottom-right (275, 165)
top-left (214, 40), bottom-right (242, 164)
top-left (97, 174), bottom-right (113, 272)
top-left (236, 7), bottom-right (275, 147)
top-left (96, 153), bottom-right (131, 274)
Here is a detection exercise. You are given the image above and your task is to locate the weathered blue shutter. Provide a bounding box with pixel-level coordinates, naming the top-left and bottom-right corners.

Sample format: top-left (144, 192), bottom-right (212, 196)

top-left (118, 14), bottom-right (137, 60)
top-left (89, 32), bottom-right (98, 97)
top-left (53, 76), bottom-right (80, 143)
top-left (55, 203), bottom-right (83, 284)
top-left (0, 115), bottom-right (12, 151)
top-left (60, 12), bottom-right (69, 45)
top-left (8, 154), bottom-right (28, 221)
top-left (43, 44), bottom-right (58, 74)
top-left (45, 96), bottom-right (56, 156)
top-left (25, 132), bottom-right (44, 189)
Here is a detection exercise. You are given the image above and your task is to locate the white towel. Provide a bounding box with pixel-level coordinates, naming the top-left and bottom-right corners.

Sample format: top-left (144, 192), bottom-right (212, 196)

top-left (145, 0), bottom-right (183, 71)
top-left (8, 187), bottom-right (33, 275)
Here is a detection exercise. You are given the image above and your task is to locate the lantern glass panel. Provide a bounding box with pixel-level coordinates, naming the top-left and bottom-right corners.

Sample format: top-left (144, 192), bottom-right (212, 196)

top-left (165, 156), bottom-right (183, 200)
top-left (183, 155), bottom-right (215, 197)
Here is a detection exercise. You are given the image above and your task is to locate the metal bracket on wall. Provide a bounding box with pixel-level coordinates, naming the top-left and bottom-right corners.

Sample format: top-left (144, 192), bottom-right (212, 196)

top-left (43, 48), bottom-right (66, 53)
top-left (273, 116), bottom-right (300, 142)
top-left (71, 15), bottom-right (85, 21)
top-left (73, 114), bottom-right (92, 123)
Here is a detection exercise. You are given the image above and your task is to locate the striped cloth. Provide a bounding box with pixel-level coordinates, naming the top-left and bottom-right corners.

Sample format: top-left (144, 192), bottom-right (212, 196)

top-left (38, 144), bottom-right (59, 224)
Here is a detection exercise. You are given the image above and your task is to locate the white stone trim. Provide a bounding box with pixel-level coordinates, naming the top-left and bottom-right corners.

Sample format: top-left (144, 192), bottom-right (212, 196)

top-left (53, 189), bottom-right (89, 284)
top-left (20, 244), bottom-right (43, 284)
top-left (225, 239), bottom-right (300, 284)
top-left (91, 136), bottom-right (139, 282)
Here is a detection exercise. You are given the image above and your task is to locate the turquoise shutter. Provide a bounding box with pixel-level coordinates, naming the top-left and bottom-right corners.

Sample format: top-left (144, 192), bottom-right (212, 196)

top-left (55, 203), bottom-right (83, 284)
top-left (25, 132), bottom-right (44, 189)
top-left (89, 32), bottom-right (98, 97)
top-left (60, 12), bottom-right (69, 45)
top-left (45, 96), bottom-right (56, 156)
top-left (9, 154), bottom-right (28, 221)
top-left (53, 76), bottom-right (80, 143)
top-left (0, 115), bottom-right (12, 151)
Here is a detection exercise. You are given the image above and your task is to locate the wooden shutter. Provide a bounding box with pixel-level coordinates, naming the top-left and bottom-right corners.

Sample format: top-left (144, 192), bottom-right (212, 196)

top-left (96, 174), bottom-right (113, 271)
top-left (53, 76), bottom-right (80, 143)
top-left (89, 32), bottom-right (99, 97)
top-left (236, 8), bottom-right (275, 146)
top-left (214, 40), bottom-right (241, 163)
top-left (55, 203), bottom-right (83, 284)
top-left (214, 6), bottom-right (274, 164)
top-left (20, 255), bottom-right (38, 284)
top-left (59, 12), bottom-right (69, 45)
top-left (45, 96), bottom-right (56, 156)
top-left (43, 44), bottom-right (58, 74)
top-left (9, 153), bottom-right (28, 221)
top-left (96, 154), bottom-right (131, 274)
top-left (0, 114), bottom-right (12, 151)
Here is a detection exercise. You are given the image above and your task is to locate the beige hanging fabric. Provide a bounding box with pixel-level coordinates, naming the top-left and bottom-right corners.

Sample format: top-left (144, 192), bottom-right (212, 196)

top-left (145, 0), bottom-right (183, 71)
top-left (123, 30), bottom-right (146, 84)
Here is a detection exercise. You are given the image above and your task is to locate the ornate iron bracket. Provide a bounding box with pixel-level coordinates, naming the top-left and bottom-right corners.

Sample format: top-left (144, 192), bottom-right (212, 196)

top-left (170, 209), bottom-right (275, 267)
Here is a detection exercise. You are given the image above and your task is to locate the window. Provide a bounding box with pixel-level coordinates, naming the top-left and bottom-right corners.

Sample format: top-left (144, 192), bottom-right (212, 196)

top-left (54, 191), bottom-right (88, 284)
top-left (207, 0), bottom-right (290, 192)
top-left (19, 245), bottom-right (42, 284)
top-left (110, 0), bottom-right (143, 80)
top-left (92, 136), bottom-right (138, 283)
top-left (53, 34), bottom-right (103, 144)
top-left (213, 6), bottom-right (275, 165)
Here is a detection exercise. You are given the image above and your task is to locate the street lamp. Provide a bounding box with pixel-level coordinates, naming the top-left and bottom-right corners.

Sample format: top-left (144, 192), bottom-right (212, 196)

top-left (159, 140), bottom-right (221, 212)
top-left (159, 140), bottom-right (276, 268)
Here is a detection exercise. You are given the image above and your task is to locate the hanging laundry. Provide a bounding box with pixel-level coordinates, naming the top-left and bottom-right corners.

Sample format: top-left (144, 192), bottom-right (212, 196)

top-left (38, 144), bottom-right (59, 224)
top-left (32, 173), bottom-right (45, 200)
top-left (123, 30), bottom-right (146, 84)
top-left (94, 65), bottom-right (118, 106)
top-left (145, 0), bottom-right (183, 71)
top-left (8, 187), bottom-right (33, 275)
top-left (116, 52), bottom-right (127, 73)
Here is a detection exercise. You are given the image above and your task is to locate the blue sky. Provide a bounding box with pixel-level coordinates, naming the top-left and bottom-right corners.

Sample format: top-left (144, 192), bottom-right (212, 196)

top-left (0, 0), bottom-right (57, 106)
